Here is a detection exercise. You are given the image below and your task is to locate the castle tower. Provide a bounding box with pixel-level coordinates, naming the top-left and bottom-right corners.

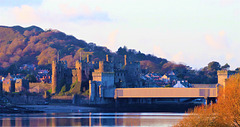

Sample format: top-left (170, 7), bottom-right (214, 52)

top-left (76, 60), bottom-right (82, 83)
top-left (0, 81), bottom-right (2, 96)
top-left (99, 61), bottom-right (104, 72)
top-left (124, 55), bottom-right (127, 66)
top-left (87, 54), bottom-right (92, 63)
top-left (52, 61), bottom-right (57, 94)
top-left (106, 55), bottom-right (109, 62)
top-left (217, 70), bottom-right (234, 88)
top-left (106, 55), bottom-right (113, 62)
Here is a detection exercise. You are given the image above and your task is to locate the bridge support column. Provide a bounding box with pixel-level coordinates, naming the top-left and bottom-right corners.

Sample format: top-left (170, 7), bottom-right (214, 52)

top-left (212, 98), bottom-right (217, 103)
top-left (204, 97), bottom-right (208, 106)
top-left (115, 99), bottom-right (118, 110)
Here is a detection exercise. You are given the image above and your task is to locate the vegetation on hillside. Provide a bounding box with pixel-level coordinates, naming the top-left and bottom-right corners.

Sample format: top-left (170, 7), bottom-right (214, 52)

top-left (0, 25), bottom-right (87, 68)
top-left (175, 74), bottom-right (240, 127)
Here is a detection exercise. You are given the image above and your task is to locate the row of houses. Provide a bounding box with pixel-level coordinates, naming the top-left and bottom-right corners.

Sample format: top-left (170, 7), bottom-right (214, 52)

top-left (141, 71), bottom-right (191, 87)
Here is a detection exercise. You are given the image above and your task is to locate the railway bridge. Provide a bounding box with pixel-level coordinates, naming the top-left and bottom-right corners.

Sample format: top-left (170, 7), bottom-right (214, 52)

top-left (114, 87), bottom-right (218, 104)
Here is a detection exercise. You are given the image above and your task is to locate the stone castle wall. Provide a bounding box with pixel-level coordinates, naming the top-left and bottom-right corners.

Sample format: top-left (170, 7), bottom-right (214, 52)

top-left (29, 82), bottom-right (51, 93)
top-left (15, 79), bottom-right (29, 92)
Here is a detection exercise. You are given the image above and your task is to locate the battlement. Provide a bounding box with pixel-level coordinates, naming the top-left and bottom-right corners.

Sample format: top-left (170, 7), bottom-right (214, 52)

top-left (96, 61), bottom-right (114, 72)
top-left (217, 70), bottom-right (235, 78)
top-left (217, 70), bottom-right (228, 75)
top-left (52, 60), bottom-right (68, 68)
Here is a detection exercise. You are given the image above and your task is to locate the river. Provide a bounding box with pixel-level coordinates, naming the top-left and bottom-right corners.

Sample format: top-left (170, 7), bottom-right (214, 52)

top-left (0, 112), bottom-right (185, 126)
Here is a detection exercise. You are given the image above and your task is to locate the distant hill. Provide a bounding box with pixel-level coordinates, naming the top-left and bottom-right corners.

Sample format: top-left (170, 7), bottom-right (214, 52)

top-left (0, 25), bottom-right (89, 68)
top-left (0, 25), bottom-right (168, 71)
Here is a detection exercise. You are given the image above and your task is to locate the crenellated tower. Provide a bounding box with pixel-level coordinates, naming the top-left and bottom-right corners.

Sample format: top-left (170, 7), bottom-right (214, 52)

top-left (87, 54), bottom-right (92, 63)
top-left (52, 60), bottom-right (72, 94)
top-left (52, 61), bottom-right (57, 94)
top-left (124, 55), bottom-right (128, 66)
top-left (75, 60), bottom-right (83, 83)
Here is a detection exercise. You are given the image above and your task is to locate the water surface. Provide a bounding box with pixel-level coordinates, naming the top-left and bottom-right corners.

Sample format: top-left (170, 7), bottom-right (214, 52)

top-left (0, 112), bottom-right (185, 126)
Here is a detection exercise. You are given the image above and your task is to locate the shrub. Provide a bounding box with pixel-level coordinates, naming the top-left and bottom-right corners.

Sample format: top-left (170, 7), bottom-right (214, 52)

top-left (175, 74), bottom-right (240, 127)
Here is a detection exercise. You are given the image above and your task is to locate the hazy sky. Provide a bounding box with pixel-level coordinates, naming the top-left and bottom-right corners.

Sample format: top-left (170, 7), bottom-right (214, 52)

top-left (0, 0), bottom-right (239, 69)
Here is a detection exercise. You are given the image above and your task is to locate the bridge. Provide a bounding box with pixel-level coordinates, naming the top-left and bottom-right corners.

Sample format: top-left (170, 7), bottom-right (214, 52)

top-left (114, 88), bottom-right (218, 104)
top-left (89, 84), bottom-right (219, 105)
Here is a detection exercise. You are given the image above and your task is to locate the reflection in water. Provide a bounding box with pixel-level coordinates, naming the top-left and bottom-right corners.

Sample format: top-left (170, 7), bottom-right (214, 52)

top-left (0, 113), bottom-right (184, 126)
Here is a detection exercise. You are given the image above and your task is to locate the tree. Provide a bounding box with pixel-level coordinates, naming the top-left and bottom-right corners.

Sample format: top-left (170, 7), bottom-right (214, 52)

top-left (221, 63), bottom-right (230, 70)
top-left (235, 67), bottom-right (240, 73)
top-left (161, 62), bottom-right (175, 74)
top-left (175, 74), bottom-right (240, 126)
top-left (116, 46), bottom-right (128, 55)
top-left (37, 47), bottom-right (57, 65)
top-left (25, 74), bottom-right (37, 82)
top-left (207, 61), bottom-right (221, 71)
top-left (140, 60), bottom-right (160, 72)
top-left (6, 64), bottom-right (18, 74)
top-left (173, 64), bottom-right (188, 79)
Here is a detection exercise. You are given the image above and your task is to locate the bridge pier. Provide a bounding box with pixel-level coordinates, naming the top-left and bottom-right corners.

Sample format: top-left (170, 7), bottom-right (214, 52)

top-left (204, 97), bottom-right (209, 107)
top-left (204, 97), bottom-right (217, 107)
top-left (115, 98), bottom-right (118, 110)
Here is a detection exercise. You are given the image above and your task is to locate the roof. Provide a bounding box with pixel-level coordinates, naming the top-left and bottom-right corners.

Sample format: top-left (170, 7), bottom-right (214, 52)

top-left (173, 81), bottom-right (185, 88)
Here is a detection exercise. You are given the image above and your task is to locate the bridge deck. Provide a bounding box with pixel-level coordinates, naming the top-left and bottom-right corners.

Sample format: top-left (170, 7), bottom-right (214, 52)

top-left (114, 88), bottom-right (217, 99)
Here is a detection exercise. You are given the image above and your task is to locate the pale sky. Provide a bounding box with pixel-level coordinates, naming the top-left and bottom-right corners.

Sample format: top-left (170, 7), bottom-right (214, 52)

top-left (0, 0), bottom-right (239, 69)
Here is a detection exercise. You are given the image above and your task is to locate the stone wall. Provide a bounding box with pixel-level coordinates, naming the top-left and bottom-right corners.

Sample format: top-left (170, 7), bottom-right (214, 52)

top-left (29, 83), bottom-right (51, 93)
top-left (5, 94), bottom-right (46, 104)
top-left (15, 79), bottom-right (29, 92)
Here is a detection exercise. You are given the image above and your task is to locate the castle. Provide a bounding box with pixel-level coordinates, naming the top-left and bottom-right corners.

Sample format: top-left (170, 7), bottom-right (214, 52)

top-left (51, 54), bottom-right (141, 96)
top-left (51, 54), bottom-right (93, 94)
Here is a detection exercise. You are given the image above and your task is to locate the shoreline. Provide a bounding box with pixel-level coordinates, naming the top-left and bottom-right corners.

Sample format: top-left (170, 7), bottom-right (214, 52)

top-left (19, 104), bottom-right (98, 113)
top-left (17, 102), bottom-right (201, 113)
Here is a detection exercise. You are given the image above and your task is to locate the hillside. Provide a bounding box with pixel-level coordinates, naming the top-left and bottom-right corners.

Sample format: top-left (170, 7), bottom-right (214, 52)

top-left (0, 25), bottom-right (89, 67)
top-left (0, 25), bottom-right (167, 70)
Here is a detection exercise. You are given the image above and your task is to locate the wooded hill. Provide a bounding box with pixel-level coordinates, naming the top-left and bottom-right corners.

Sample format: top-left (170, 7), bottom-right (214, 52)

top-left (0, 25), bottom-right (167, 70)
